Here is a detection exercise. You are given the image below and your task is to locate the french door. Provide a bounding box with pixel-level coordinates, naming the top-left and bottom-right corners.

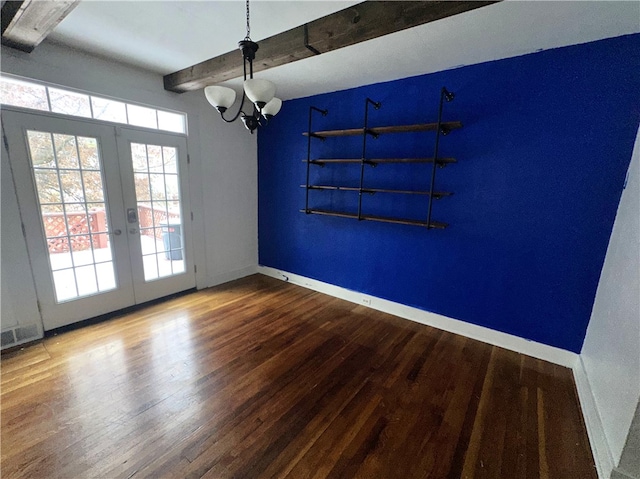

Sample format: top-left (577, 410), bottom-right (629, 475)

top-left (3, 110), bottom-right (195, 330)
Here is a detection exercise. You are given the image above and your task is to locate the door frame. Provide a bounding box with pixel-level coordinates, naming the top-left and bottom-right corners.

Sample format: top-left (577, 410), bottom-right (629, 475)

top-left (2, 108), bottom-right (197, 330)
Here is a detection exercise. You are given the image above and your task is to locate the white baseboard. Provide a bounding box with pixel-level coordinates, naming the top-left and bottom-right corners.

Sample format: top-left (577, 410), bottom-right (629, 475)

top-left (207, 265), bottom-right (258, 288)
top-left (257, 266), bottom-right (578, 368)
top-left (573, 356), bottom-right (615, 479)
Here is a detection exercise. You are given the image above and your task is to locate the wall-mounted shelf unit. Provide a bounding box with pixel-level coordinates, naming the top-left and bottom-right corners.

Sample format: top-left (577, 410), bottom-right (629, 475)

top-left (301, 88), bottom-right (461, 229)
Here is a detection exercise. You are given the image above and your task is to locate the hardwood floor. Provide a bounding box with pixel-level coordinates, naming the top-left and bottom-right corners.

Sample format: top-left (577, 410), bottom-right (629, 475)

top-left (1, 275), bottom-right (595, 479)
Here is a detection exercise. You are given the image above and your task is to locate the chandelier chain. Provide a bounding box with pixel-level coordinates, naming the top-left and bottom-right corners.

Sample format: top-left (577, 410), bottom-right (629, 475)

top-left (245, 0), bottom-right (251, 40)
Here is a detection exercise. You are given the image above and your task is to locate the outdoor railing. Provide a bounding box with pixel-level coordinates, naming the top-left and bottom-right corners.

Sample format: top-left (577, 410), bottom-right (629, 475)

top-left (137, 204), bottom-right (180, 240)
top-left (43, 209), bottom-right (107, 253)
top-left (44, 205), bottom-right (180, 253)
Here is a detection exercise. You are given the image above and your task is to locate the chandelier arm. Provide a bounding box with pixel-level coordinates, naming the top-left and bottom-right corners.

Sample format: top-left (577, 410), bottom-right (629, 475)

top-left (254, 105), bottom-right (268, 126)
top-left (220, 89), bottom-right (248, 123)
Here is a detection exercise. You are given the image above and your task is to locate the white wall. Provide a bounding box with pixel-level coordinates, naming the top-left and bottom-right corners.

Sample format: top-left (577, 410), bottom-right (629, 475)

top-left (580, 125), bottom-right (640, 475)
top-left (0, 41), bottom-right (258, 337)
top-left (195, 96), bottom-right (258, 286)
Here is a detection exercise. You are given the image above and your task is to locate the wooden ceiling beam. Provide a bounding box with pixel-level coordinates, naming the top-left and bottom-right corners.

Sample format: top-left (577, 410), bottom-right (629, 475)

top-left (164, 1), bottom-right (499, 93)
top-left (1, 0), bottom-right (79, 53)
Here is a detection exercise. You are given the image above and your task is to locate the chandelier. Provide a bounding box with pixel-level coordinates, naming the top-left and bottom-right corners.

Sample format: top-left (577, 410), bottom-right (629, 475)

top-left (204, 0), bottom-right (282, 133)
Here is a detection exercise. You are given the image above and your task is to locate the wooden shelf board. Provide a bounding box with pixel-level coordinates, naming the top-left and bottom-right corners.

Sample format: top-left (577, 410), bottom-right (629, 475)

top-left (305, 157), bottom-right (457, 165)
top-left (366, 188), bottom-right (452, 197)
top-left (302, 185), bottom-right (452, 197)
top-left (303, 121), bottom-right (462, 138)
top-left (300, 209), bottom-right (447, 229)
top-left (304, 185), bottom-right (359, 192)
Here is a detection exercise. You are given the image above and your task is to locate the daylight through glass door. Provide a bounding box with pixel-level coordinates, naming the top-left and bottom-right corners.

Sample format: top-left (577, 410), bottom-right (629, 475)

top-left (130, 143), bottom-right (186, 281)
top-left (26, 130), bottom-right (116, 302)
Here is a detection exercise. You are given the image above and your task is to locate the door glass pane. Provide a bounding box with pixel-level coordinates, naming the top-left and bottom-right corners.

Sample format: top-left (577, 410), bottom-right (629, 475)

top-left (52, 269), bottom-right (78, 302)
top-left (130, 143), bottom-right (185, 282)
top-left (131, 143), bottom-right (148, 172)
top-left (76, 265), bottom-right (99, 296)
top-left (96, 262), bottom-right (116, 291)
top-left (164, 175), bottom-right (179, 200)
top-left (88, 203), bottom-right (108, 232)
top-left (34, 170), bottom-right (62, 203)
top-left (27, 130), bottom-right (117, 303)
top-left (134, 173), bottom-right (151, 201)
top-left (83, 172), bottom-right (105, 201)
top-left (53, 134), bottom-right (80, 168)
top-left (162, 147), bottom-right (177, 173)
top-left (29, 131), bottom-right (56, 167)
top-left (71, 240), bottom-right (95, 266)
top-left (78, 137), bottom-right (100, 169)
top-left (149, 175), bottom-right (165, 199)
top-left (60, 171), bottom-right (84, 202)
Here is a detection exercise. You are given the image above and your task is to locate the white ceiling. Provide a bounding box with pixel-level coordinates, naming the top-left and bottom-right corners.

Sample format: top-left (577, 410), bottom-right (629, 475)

top-left (47, 1), bottom-right (640, 101)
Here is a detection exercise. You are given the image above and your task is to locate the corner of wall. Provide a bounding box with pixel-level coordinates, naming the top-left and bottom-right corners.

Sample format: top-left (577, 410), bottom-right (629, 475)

top-left (573, 356), bottom-right (616, 479)
top-left (577, 125), bottom-right (640, 479)
top-left (207, 265), bottom-right (258, 289)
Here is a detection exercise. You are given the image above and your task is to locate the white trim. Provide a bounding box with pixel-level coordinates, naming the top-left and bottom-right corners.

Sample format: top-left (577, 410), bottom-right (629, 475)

top-left (207, 265), bottom-right (257, 289)
top-left (257, 266), bottom-right (578, 368)
top-left (573, 356), bottom-right (616, 479)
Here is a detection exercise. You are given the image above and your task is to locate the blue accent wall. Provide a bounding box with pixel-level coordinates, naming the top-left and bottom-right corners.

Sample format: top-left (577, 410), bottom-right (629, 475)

top-left (258, 34), bottom-right (640, 353)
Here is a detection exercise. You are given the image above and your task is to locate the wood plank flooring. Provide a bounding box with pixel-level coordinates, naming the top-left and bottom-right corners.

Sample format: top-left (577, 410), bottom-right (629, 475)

top-left (1, 275), bottom-right (596, 478)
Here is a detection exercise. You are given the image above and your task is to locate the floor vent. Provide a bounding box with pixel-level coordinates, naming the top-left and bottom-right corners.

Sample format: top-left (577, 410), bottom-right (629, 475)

top-left (1, 330), bottom-right (16, 348)
top-left (1, 324), bottom-right (41, 349)
top-left (15, 324), bottom-right (39, 342)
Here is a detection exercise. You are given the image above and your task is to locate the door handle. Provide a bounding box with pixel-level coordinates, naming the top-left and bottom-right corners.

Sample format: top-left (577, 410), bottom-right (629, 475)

top-left (129, 228), bottom-right (138, 234)
top-left (110, 229), bottom-right (122, 236)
